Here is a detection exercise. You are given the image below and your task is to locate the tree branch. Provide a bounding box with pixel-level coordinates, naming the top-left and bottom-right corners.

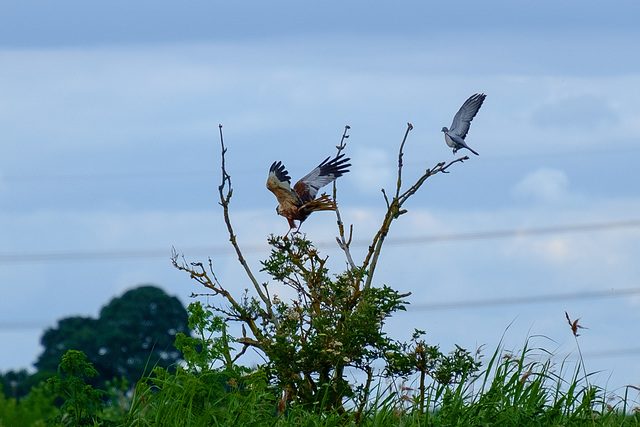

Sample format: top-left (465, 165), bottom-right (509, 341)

top-left (333, 125), bottom-right (358, 270)
top-left (217, 125), bottom-right (279, 330)
top-left (361, 123), bottom-right (468, 290)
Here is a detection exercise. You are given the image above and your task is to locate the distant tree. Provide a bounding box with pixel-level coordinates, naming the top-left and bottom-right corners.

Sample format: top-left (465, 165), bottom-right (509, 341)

top-left (95, 285), bottom-right (189, 382)
top-left (0, 368), bottom-right (52, 400)
top-left (36, 317), bottom-right (100, 374)
top-left (35, 285), bottom-right (189, 389)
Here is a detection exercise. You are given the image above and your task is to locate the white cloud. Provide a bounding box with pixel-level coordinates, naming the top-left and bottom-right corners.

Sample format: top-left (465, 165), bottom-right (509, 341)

top-left (530, 94), bottom-right (618, 130)
top-left (512, 168), bottom-right (570, 203)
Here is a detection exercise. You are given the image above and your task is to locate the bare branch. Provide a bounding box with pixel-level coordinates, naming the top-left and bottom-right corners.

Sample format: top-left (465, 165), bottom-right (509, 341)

top-left (394, 123), bottom-right (413, 199)
top-left (216, 125), bottom-right (278, 329)
top-left (397, 156), bottom-right (468, 206)
top-left (333, 125), bottom-right (358, 270)
top-left (361, 125), bottom-right (466, 290)
top-left (381, 188), bottom-right (391, 210)
top-left (336, 124), bottom-right (350, 150)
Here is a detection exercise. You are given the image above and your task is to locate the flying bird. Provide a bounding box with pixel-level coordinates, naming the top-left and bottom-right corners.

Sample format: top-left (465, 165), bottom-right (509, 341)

top-left (267, 154), bottom-right (351, 236)
top-left (441, 93), bottom-right (486, 156)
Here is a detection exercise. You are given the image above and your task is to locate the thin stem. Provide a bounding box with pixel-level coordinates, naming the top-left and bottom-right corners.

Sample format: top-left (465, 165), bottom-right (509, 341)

top-left (217, 125), bottom-right (278, 329)
top-left (333, 125), bottom-right (358, 270)
top-left (362, 123), bottom-right (468, 290)
top-left (394, 123), bottom-right (413, 199)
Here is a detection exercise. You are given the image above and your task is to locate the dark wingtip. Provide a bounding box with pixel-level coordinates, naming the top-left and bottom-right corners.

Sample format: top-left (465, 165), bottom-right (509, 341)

top-left (269, 161), bottom-right (291, 182)
top-left (315, 153), bottom-right (351, 177)
top-left (328, 154), bottom-right (351, 176)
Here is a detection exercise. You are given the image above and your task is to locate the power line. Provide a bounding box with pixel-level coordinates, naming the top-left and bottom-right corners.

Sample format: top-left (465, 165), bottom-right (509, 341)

top-left (1, 218), bottom-right (639, 264)
top-left (408, 287), bottom-right (640, 311)
top-left (582, 347), bottom-right (640, 359)
top-left (363, 218), bottom-right (640, 246)
top-left (0, 248), bottom-right (183, 263)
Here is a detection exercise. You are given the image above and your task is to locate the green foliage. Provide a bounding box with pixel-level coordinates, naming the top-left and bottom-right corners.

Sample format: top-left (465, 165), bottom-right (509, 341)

top-left (173, 301), bottom-right (235, 372)
top-left (36, 316), bottom-right (100, 375)
top-left (47, 350), bottom-right (107, 426)
top-left (420, 343), bottom-right (640, 427)
top-left (0, 382), bottom-right (57, 427)
top-left (123, 343), bottom-right (640, 426)
top-left (9, 302), bottom-right (639, 426)
top-left (124, 302), bottom-right (275, 425)
top-left (35, 285), bottom-right (189, 391)
top-left (252, 235), bottom-right (415, 410)
top-left (0, 369), bottom-right (51, 401)
top-left (171, 231), bottom-right (640, 424)
top-left (125, 365), bottom-right (277, 426)
top-left (387, 330), bottom-right (480, 384)
top-left (174, 234), bottom-right (482, 416)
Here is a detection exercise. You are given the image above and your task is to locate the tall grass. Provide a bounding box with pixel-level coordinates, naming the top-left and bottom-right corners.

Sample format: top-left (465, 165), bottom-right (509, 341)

top-left (116, 342), bottom-right (639, 426)
top-left (396, 340), bottom-right (639, 426)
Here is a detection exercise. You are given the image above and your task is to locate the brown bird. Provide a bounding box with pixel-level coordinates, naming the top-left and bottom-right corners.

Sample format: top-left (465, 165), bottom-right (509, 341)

top-left (266, 154), bottom-right (351, 236)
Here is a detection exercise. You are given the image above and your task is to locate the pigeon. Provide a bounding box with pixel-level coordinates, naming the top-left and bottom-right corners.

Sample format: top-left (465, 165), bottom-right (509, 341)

top-left (441, 93), bottom-right (486, 156)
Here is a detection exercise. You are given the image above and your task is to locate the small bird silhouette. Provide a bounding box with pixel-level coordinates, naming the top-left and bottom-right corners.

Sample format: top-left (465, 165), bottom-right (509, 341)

top-left (266, 154), bottom-right (351, 236)
top-left (441, 93), bottom-right (486, 156)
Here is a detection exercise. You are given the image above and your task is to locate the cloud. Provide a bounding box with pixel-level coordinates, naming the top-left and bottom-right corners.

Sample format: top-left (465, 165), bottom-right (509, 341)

top-left (526, 237), bottom-right (576, 265)
top-left (530, 94), bottom-right (618, 130)
top-left (512, 168), bottom-right (569, 203)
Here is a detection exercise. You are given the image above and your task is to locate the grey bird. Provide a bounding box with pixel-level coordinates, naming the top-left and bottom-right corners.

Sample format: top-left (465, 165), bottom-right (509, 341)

top-left (441, 93), bottom-right (486, 156)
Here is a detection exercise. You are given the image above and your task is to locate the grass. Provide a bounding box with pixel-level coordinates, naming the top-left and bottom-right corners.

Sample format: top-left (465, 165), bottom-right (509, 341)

top-left (112, 341), bottom-right (639, 427)
top-left (4, 334), bottom-right (638, 426)
top-left (3, 345), bottom-right (638, 426)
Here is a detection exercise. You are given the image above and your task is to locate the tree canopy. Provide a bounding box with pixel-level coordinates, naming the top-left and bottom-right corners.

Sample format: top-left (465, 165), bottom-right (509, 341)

top-left (34, 285), bottom-right (189, 389)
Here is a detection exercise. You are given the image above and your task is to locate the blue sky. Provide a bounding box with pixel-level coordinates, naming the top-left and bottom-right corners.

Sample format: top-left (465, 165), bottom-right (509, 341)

top-left (1, 1), bottom-right (640, 399)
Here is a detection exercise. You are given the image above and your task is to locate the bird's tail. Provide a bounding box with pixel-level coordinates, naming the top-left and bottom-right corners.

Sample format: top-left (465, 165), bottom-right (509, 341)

top-left (302, 193), bottom-right (337, 212)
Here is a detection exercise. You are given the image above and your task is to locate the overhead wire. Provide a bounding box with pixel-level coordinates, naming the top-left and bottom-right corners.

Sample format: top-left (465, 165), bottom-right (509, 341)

top-left (2, 170), bottom-right (640, 360)
top-left (1, 218), bottom-right (639, 264)
top-left (1, 218), bottom-right (639, 360)
top-left (408, 287), bottom-right (640, 311)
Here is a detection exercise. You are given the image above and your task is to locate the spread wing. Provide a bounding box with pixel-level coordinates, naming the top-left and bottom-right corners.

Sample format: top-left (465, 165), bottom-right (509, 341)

top-left (293, 154), bottom-right (351, 204)
top-left (267, 161), bottom-right (302, 207)
top-left (449, 93), bottom-right (486, 139)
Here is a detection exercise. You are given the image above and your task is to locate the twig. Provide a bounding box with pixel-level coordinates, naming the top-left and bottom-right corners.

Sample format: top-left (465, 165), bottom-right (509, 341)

top-left (217, 125), bottom-right (278, 329)
top-left (394, 123), bottom-right (413, 199)
top-left (333, 125), bottom-right (358, 270)
top-left (362, 123), bottom-right (468, 290)
top-left (397, 156), bottom-right (468, 206)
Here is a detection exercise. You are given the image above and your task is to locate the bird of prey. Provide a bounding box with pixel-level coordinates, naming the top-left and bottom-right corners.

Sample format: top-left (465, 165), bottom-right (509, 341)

top-left (441, 93), bottom-right (486, 156)
top-left (267, 154), bottom-right (351, 236)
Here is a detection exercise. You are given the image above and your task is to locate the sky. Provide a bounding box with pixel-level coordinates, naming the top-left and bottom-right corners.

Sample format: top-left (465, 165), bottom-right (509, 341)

top-left (1, 0), bottom-right (640, 402)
